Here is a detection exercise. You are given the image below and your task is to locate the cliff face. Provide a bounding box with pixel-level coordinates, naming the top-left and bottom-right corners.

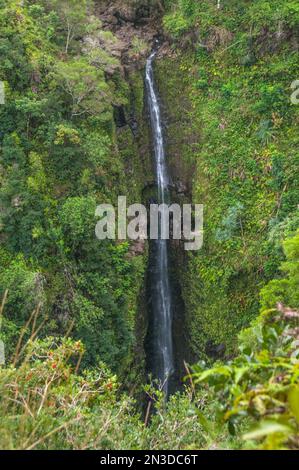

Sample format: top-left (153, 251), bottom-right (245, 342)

top-left (154, 2), bottom-right (299, 364)
top-left (92, 2), bottom-right (156, 385)
top-left (94, 3), bottom-right (196, 380)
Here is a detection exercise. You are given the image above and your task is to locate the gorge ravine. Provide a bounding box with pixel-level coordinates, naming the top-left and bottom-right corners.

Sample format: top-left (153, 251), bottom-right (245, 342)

top-left (145, 50), bottom-right (174, 396)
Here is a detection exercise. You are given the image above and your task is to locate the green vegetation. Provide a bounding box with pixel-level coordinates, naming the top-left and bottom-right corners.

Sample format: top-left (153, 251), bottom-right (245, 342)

top-left (0, 0), bottom-right (298, 451)
top-left (0, 0), bottom-right (147, 376)
top-left (162, 0), bottom-right (299, 361)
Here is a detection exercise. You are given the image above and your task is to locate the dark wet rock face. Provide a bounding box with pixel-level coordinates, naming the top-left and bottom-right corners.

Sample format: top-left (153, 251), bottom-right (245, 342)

top-left (95, 1), bottom-right (162, 68)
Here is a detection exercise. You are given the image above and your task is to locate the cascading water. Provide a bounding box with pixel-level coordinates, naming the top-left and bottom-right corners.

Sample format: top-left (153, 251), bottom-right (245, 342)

top-left (145, 50), bottom-right (174, 396)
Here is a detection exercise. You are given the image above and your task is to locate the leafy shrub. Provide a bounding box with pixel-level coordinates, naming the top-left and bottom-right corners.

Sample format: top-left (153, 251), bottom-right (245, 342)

top-left (0, 336), bottom-right (139, 450)
top-left (215, 202), bottom-right (245, 242)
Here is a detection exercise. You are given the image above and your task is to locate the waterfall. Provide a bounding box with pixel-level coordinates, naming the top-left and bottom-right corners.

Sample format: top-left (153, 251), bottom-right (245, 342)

top-left (145, 50), bottom-right (174, 395)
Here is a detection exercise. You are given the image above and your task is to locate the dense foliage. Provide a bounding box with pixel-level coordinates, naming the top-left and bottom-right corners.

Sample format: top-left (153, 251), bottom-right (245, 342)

top-left (0, 0), bottom-right (146, 376)
top-left (161, 0), bottom-right (299, 360)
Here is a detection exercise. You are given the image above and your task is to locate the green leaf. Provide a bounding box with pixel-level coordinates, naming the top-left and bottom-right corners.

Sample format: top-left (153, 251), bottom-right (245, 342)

top-left (288, 386), bottom-right (299, 424)
top-left (243, 421), bottom-right (292, 441)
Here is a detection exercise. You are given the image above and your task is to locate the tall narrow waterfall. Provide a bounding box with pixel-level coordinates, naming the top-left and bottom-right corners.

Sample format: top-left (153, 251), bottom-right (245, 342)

top-left (145, 51), bottom-right (174, 395)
